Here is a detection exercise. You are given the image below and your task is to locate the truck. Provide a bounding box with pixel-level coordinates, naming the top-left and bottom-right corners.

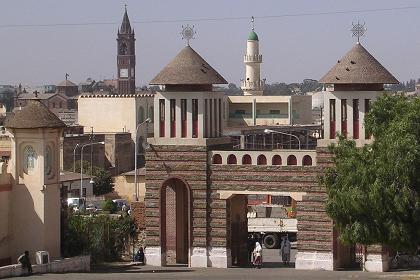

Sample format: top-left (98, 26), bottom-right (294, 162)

top-left (247, 196), bottom-right (297, 249)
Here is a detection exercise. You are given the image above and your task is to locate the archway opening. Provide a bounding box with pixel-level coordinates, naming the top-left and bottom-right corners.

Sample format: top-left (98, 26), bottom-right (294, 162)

top-left (287, 155), bottom-right (297, 166)
top-left (160, 178), bottom-right (191, 265)
top-left (257, 155), bottom-right (267, 165)
top-left (242, 154), bottom-right (252, 165)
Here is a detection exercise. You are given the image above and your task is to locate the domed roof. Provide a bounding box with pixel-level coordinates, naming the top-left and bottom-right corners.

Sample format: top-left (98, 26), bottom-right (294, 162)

top-left (5, 100), bottom-right (66, 129)
top-left (149, 46), bottom-right (227, 85)
top-left (248, 31), bottom-right (259, 41)
top-left (320, 43), bottom-right (398, 84)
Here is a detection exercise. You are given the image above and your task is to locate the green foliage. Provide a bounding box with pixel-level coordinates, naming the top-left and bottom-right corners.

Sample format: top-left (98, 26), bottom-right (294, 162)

top-left (92, 168), bottom-right (114, 196)
top-left (322, 94), bottom-right (420, 252)
top-left (72, 160), bottom-right (114, 196)
top-left (62, 213), bottom-right (135, 263)
top-left (102, 199), bottom-right (118, 214)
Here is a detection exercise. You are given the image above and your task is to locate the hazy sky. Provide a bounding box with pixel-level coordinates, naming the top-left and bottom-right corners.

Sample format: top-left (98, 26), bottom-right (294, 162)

top-left (1, 0), bottom-right (419, 87)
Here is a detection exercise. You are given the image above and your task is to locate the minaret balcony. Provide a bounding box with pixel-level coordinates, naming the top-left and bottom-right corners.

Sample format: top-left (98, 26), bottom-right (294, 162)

top-left (240, 79), bottom-right (266, 90)
top-left (244, 54), bottom-right (262, 63)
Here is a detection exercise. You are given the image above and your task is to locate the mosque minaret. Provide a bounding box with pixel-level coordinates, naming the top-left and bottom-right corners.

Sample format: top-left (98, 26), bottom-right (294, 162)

top-left (241, 17), bottom-right (265, 96)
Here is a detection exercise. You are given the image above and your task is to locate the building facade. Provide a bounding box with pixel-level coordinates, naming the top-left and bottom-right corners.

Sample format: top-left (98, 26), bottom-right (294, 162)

top-left (0, 101), bottom-right (65, 265)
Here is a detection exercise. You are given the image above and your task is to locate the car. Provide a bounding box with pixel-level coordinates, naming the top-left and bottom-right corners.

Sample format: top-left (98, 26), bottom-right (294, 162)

top-left (112, 199), bottom-right (129, 211)
top-left (85, 204), bottom-right (98, 213)
top-left (67, 197), bottom-right (86, 211)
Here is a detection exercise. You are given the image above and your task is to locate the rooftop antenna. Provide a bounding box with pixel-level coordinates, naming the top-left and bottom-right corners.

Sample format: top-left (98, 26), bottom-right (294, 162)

top-left (351, 21), bottom-right (367, 43)
top-left (181, 24), bottom-right (196, 46)
top-left (251, 16), bottom-right (255, 31)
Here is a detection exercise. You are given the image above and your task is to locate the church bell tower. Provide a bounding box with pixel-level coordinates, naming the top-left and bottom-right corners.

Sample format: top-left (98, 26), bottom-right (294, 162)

top-left (117, 7), bottom-right (136, 94)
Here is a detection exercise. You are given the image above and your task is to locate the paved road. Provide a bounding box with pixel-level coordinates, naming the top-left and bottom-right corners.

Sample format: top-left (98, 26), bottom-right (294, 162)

top-left (11, 250), bottom-right (420, 280)
top-left (13, 265), bottom-right (420, 280)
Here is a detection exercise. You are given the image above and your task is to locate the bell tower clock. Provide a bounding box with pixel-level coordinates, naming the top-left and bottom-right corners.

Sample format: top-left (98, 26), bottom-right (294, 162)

top-left (117, 6), bottom-right (136, 94)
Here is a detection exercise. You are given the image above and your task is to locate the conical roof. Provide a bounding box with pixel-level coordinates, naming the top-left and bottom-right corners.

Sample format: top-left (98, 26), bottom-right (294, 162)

top-left (149, 46), bottom-right (228, 85)
top-left (5, 100), bottom-right (66, 129)
top-left (320, 43), bottom-right (398, 84)
top-left (120, 9), bottom-right (132, 34)
top-left (57, 79), bottom-right (77, 87)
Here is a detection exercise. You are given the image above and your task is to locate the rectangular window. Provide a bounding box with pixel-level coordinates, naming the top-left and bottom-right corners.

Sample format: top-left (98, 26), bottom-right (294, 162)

top-left (170, 99), bottom-right (176, 138)
top-left (329, 99), bottom-right (336, 139)
top-left (181, 99), bottom-right (187, 138)
top-left (353, 99), bottom-right (359, 139)
top-left (269, 110), bottom-right (281, 115)
top-left (341, 99), bottom-right (347, 138)
top-left (192, 99), bottom-right (198, 138)
top-left (365, 99), bottom-right (371, 139)
top-left (159, 99), bottom-right (165, 137)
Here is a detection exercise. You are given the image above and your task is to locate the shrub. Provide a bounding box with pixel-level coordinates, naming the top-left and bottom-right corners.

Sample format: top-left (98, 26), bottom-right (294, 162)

top-left (102, 199), bottom-right (117, 214)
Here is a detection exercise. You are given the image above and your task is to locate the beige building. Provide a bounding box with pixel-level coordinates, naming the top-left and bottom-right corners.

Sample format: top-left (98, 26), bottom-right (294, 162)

top-left (0, 100), bottom-right (65, 266)
top-left (77, 93), bottom-right (154, 145)
top-left (113, 167), bottom-right (145, 202)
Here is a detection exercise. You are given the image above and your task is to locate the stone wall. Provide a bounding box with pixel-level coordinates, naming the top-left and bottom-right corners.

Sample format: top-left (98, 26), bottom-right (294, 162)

top-left (0, 255), bottom-right (90, 279)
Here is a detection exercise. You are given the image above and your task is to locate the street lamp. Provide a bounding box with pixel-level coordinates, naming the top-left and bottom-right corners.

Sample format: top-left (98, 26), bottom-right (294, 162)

top-left (264, 129), bottom-right (301, 150)
top-left (80, 141), bottom-right (105, 198)
top-left (134, 118), bottom-right (151, 201)
top-left (73, 143), bottom-right (80, 172)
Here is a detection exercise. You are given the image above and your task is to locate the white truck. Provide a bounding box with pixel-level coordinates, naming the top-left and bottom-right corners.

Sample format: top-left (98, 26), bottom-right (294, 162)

top-left (247, 204), bottom-right (297, 249)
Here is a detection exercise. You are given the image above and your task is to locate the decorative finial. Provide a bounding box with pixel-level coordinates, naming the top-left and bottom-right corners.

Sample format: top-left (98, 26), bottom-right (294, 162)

top-left (65, 73), bottom-right (69, 81)
top-left (251, 16), bottom-right (255, 31)
top-left (181, 24), bottom-right (196, 46)
top-left (124, 4), bottom-right (127, 11)
top-left (351, 21), bottom-right (367, 43)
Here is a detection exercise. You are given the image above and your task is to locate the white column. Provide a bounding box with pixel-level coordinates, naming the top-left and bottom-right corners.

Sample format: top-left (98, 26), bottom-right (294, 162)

top-left (165, 98), bottom-right (170, 138)
top-left (347, 98), bottom-right (354, 139)
top-left (175, 98), bottom-right (181, 138)
top-left (323, 93), bottom-right (330, 140)
top-left (206, 99), bottom-right (211, 138)
top-left (198, 97), bottom-right (204, 138)
top-left (359, 98), bottom-right (366, 141)
top-left (336, 97), bottom-right (342, 136)
top-left (187, 99), bottom-right (192, 138)
top-left (154, 96), bottom-right (160, 137)
top-left (213, 99), bottom-right (218, 137)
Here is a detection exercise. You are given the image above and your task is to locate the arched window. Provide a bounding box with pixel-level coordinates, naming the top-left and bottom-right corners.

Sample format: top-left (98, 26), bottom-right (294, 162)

top-left (303, 155), bottom-right (313, 166)
top-left (138, 106), bottom-right (145, 123)
top-left (257, 154), bottom-right (267, 165)
top-left (242, 154), bottom-right (252, 165)
top-left (287, 155), bottom-right (297, 166)
top-left (227, 154), bottom-right (237, 164)
top-left (212, 154), bottom-right (222, 164)
top-left (272, 155), bottom-right (282, 166)
top-left (149, 106), bottom-right (154, 123)
top-left (45, 145), bottom-right (53, 175)
top-left (23, 146), bottom-right (36, 174)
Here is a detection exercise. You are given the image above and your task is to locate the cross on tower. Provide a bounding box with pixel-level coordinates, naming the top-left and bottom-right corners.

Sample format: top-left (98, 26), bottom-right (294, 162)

top-left (181, 24), bottom-right (196, 46)
top-left (351, 21), bottom-right (367, 43)
top-left (251, 16), bottom-right (255, 31)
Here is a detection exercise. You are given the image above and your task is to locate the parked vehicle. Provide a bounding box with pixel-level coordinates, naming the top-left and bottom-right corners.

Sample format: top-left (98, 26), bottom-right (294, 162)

top-left (67, 197), bottom-right (86, 211)
top-left (247, 196), bottom-right (297, 249)
top-left (112, 199), bottom-right (129, 211)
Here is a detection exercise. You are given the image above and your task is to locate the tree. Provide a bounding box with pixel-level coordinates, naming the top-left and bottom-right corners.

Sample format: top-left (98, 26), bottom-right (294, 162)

top-left (72, 160), bottom-right (114, 196)
top-left (92, 168), bottom-right (114, 196)
top-left (322, 94), bottom-right (420, 251)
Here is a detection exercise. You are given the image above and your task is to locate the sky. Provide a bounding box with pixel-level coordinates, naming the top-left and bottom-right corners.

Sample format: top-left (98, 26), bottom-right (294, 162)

top-left (0, 0), bottom-right (419, 87)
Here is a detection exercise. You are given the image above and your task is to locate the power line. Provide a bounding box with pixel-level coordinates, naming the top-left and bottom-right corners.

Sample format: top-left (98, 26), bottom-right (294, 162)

top-left (0, 6), bottom-right (419, 29)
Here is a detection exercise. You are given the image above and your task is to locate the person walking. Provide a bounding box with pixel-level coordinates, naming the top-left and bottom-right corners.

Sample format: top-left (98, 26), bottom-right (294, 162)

top-left (252, 241), bottom-right (263, 269)
top-left (280, 236), bottom-right (291, 266)
top-left (17, 250), bottom-right (32, 275)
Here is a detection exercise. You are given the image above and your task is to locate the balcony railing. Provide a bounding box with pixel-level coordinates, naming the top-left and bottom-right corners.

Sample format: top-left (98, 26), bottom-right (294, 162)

top-left (240, 80), bottom-right (266, 91)
top-left (256, 113), bottom-right (288, 119)
top-left (244, 54), bottom-right (262, 63)
top-left (229, 113), bottom-right (252, 119)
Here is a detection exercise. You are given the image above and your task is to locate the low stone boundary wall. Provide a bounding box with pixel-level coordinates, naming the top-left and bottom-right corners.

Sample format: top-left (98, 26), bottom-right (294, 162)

top-left (0, 255), bottom-right (90, 279)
